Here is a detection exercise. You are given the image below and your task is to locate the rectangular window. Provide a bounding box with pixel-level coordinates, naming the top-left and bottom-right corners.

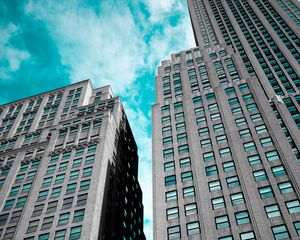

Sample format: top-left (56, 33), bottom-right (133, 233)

top-left (167, 207), bottom-right (179, 220)
top-left (206, 165), bottom-right (218, 176)
top-left (216, 135), bottom-right (227, 144)
top-left (163, 148), bottom-right (174, 158)
top-left (70, 226), bottom-right (82, 240)
top-left (73, 209), bottom-right (85, 222)
top-left (235, 117), bottom-right (246, 126)
top-left (164, 161), bottom-right (175, 172)
top-left (251, 113), bottom-right (262, 122)
top-left (235, 211), bottom-right (250, 225)
top-left (265, 204), bottom-right (281, 218)
top-left (278, 181), bottom-right (294, 194)
top-left (259, 186), bottom-right (274, 199)
top-left (179, 157), bottom-right (190, 168)
top-left (243, 142), bottom-right (256, 151)
top-left (209, 180), bottom-right (221, 192)
top-left (272, 225), bottom-right (289, 240)
top-left (203, 152), bottom-right (215, 162)
top-left (178, 144), bottom-right (189, 154)
top-left (247, 155), bottom-right (261, 166)
top-left (41, 216), bottom-right (54, 229)
top-left (260, 137), bottom-right (273, 147)
top-left (62, 197), bottom-right (73, 209)
top-left (231, 193), bottom-right (245, 205)
top-left (183, 187), bottom-right (195, 198)
top-left (166, 190), bottom-right (177, 202)
top-left (294, 222), bottom-right (300, 236)
top-left (212, 197), bottom-right (225, 209)
top-left (177, 133), bottom-right (187, 142)
top-left (165, 175), bottom-right (176, 186)
top-left (88, 145), bottom-right (97, 152)
top-left (199, 127), bottom-right (209, 136)
top-left (51, 187), bottom-right (62, 198)
top-left (215, 215), bottom-right (229, 229)
top-left (167, 225), bottom-right (180, 240)
top-left (227, 176), bottom-right (240, 188)
top-left (46, 201), bottom-right (58, 213)
top-left (76, 194), bottom-right (88, 206)
top-left (181, 171), bottom-right (193, 182)
top-left (265, 150), bottom-right (280, 161)
top-left (27, 220), bottom-right (39, 233)
top-left (253, 170), bottom-right (267, 181)
top-left (186, 221), bottom-right (200, 236)
top-left (219, 147), bottom-right (231, 157)
top-left (223, 161), bottom-right (235, 172)
top-left (272, 165), bottom-right (286, 177)
top-left (240, 231), bottom-right (255, 240)
top-left (80, 180), bottom-right (90, 191)
top-left (58, 212), bottom-right (70, 225)
top-left (286, 200), bottom-right (300, 213)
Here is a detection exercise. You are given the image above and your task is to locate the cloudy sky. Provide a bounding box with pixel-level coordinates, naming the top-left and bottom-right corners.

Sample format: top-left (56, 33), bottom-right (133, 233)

top-left (0, 0), bottom-right (194, 238)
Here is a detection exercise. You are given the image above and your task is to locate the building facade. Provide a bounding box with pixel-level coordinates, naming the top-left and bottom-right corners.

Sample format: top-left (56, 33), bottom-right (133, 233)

top-left (152, 1), bottom-right (300, 239)
top-left (0, 80), bottom-right (145, 240)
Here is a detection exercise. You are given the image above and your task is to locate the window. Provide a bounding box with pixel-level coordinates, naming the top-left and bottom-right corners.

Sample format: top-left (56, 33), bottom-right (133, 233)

top-left (46, 201), bottom-right (58, 213)
top-left (55, 229), bottom-right (66, 240)
top-left (203, 152), bottom-right (215, 162)
top-left (232, 107), bottom-right (242, 115)
top-left (235, 117), bottom-right (246, 126)
top-left (266, 150), bottom-right (280, 161)
top-left (253, 170), bottom-right (267, 181)
top-left (62, 197), bottom-right (73, 209)
top-left (88, 145), bottom-right (97, 152)
top-left (259, 186), bottom-right (274, 199)
top-left (265, 204), bottom-right (281, 218)
top-left (72, 158), bottom-right (82, 167)
top-left (163, 136), bottom-right (173, 145)
top-left (206, 165), bottom-right (218, 176)
top-left (58, 213), bottom-right (70, 225)
top-left (255, 125), bottom-right (267, 134)
top-left (223, 161), bottom-right (235, 172)
top-left (272, 225), bottom-right (289, 240)
top-left (178, 144), bottom-right (189, 154)
top-left (201, 139), bottom-right (212, 148)
top-left (286, 200), bottom-right (300, 213)
top-left (176, 122), bottom-right (185, 132)
top-left (185, 203), bottom-right (197, 216)
top-left (85, 155), bottom-right (94, 164)
top-left (294, 221), bottom-right (300, 236)
top-left (51, 187), bottom-right (62, 198)
top-left (199, 127), bottom-right (209, 136)
top-left (244, 141), bottom-right (256, 151)
top-left (180, 157), bottom-right (191, 168)
top-left (83, 167), bottom-right (93, 177)
top-left (167, 207), bottom-right (179, 220)
top-left (227, 176), bottom-right (240, 188)
top-left (215, 215), bottom-right (229, 229)
top-left (235, 211), bottom-right (250, 225)
top-left (66, 183), bottom-right (77, 194)
top-left (272, 165), bottom-right (286, 177)
top-left (183, 187), bottom-right (195, 198)
top-left (38, 190), bottom-right (48, 201)
top-left (219, 147), bottom-right (231, 157)
top-left (75, 148), bottom-right (84, 156)
top-left (166, 190), bottom-right (177, 202)
top-left (187, 221), bottom-right (200, 236)
top-left (27, 220), bottom-right (39, 233)
top-left (175, 112), bottom-right (184, 121)
top-left (164, 162), bottom-right (175, 172)
top-left (167, 225), bottom-right (180, 240)
top-left (181, 171), bottom-right (193, 182)
top-left (260, 137), bottom-right (273, 147)
top-left (231, 193), bottom-right (244, 205)
top-left (240, 231), bottom-right (255, 240)
top-left (32, 204), bottom-right (44, 217)
top-left (219, 236), bottom-right (233, 240)
top-left (62, 151), bottom-right (71, 159)
top-left (246, 103), bottom-right (257, 111)
top-left (212, 197), bottom-right (225, 209)
top-left (73, 209), bottom-right (85, 222)
top-left (165, 175), bottom-right (176, 186)
top-left (247, 155), bottom-right (261, 166)
top-left (213, 123), bottom-right (224, 132)
top-left (80, 180), bottom-right (90, 191)
top-left (38, 233), bottom-right (50, 240)
top-left (278, 181), bottom-right (294, 194)
top-left (163, 148), bottom-right (174, 158)
top-left (77, 194), bottom-right (88, 206)
top-left (70, 170), bottom-right (80, 180)
top-left (216, 135), bottom-right (227, 144)
top-left (70, 226), bottom-right (82, 240)
top-left (55, 174), bottom-right (65, 184)
top-left (209, 180), bottom-right (221, 192)
top-left (251, 113), bottom-right (262, 122)
top-left (239, 129), bottom-right (251, 138)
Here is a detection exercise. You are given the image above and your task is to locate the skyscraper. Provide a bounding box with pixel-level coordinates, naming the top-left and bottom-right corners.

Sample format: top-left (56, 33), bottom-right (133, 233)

top-left (152, 1), bottom-right (300, 239)
top-left (0, 80), bottom-right (145, 240)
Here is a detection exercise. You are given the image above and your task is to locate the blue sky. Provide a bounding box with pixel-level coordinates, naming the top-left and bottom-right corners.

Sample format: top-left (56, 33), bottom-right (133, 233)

top-left (0, 0), bottom-right (194, 238)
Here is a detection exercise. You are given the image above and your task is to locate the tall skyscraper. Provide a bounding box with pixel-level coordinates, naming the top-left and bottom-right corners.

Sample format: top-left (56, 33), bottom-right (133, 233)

top-left (152, 1), bottom-right (300, 239)
top-left (0, 80), bottom-right (145, 240)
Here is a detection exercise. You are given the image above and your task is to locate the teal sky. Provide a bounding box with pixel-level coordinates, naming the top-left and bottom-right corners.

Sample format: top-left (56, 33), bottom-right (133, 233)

top-left (0, 0), bottom-right (194, 238)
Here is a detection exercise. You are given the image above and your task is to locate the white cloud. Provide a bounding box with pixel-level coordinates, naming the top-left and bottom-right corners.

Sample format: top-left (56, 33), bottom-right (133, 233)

top-left (0, 23), bottom-right (30, 78)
